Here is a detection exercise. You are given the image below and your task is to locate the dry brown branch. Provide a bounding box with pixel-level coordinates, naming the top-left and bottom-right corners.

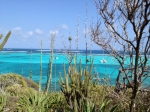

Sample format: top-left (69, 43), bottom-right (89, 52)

top-left (91, 0), bottom-right (150, 111)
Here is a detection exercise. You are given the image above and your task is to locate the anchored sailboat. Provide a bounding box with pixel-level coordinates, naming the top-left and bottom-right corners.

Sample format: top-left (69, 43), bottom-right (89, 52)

top-left (100, 49), bottom-right (107, 63)
top-left (100, 59), bottom-right (107, 63)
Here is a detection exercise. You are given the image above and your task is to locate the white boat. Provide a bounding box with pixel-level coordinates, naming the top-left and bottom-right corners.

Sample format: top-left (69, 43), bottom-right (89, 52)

top-left (55, 57), bottom-right (59, 60)
top-left (100, 59), bottom-right (107, 63)
top-left (100, 49), bottom-right (107, 63)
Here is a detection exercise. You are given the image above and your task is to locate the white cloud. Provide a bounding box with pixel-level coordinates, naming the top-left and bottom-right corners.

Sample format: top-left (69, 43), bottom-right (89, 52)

top-left (13, 27), bottom-right (22, 31)
top-left (22, 31), bottom-right (33, 38)
top-left (28, 31), bottom-right (33, 36)
top-left (12, 27), bottom-right (34, 39)
top-left (50, 30), bottom-right (58, 35)
top-left (12, 27), bottom-right (22, 35)
top-left (35, 29), bottom-right (43, 34)
top-left (20, 31), bottom-right (33, 38)
top-left (61, 24), bottom-right (68, 29)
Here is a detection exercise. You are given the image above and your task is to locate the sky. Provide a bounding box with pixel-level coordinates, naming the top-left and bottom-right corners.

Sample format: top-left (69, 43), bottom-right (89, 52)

top-left (0, 0), bottom-right (100, 50)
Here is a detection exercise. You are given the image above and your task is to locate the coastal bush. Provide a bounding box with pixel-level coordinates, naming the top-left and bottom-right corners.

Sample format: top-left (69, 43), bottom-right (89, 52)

top-left (46, 92), bottom-right (70, 111)
top-left (0, 93), bottom-right (7, 111)
top-left (4, 95), bottom-right (19, 111)
top-left (16, 91), bottom-right (49, 112)
top-left (0, 73), bottom-right (39, 93)
top-left (0, 73), bottom-right (149, 111)
top-left (59, 59), bottom-right (96, 111)
top-left (59, 59), bottom-right (119, 111)
top-left (23, 77), bottom-right (39, 91)
top-left (0, 73), bottom-right (28, 88)
top-left (15, 91), bottom-right (70, 112)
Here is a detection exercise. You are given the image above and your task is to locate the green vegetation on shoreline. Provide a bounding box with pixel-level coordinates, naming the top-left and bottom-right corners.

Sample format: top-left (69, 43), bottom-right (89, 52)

top-left (0, 71), bottom-right (150, 111)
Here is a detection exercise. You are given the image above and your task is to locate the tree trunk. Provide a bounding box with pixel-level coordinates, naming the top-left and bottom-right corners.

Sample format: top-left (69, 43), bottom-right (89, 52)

top-left (130, 42), bottom-right (140, 112)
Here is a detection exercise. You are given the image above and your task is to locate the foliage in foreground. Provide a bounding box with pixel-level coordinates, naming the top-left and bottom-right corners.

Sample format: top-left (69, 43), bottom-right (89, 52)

top-left (0, 72), bottom-right (150, 111)
top-left (59, 59), bottom-right (119, 112)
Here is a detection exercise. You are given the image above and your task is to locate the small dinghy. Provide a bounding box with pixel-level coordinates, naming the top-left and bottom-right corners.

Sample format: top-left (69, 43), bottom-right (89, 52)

top-left (100, 59), bottom-right (107, 63)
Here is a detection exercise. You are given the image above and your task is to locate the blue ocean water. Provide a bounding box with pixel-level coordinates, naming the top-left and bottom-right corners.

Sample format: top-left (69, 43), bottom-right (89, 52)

top-left (0, 48), bottom-right (149, 90)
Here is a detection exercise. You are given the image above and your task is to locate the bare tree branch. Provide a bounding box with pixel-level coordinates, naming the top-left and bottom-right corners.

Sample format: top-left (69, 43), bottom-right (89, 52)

top-left (92, 0), bottom-right (150, 111)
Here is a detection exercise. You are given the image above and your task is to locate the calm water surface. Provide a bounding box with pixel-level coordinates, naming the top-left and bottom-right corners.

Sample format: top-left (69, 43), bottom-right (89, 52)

top-left (0, 48), bottom-right (149, 90)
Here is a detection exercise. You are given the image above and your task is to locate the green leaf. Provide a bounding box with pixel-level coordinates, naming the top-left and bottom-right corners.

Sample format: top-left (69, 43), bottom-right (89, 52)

top-left (110, 104), bottom-right (119, 112)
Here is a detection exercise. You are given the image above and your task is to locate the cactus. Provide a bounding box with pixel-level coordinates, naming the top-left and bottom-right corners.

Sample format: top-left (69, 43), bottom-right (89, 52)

top-left (29, 49), bottom-right (32, 80)
top-left (29, 69), bottom-right (32, 80)
top-left (39, 40), bottom-right (42, 92)
top-left (59, 58), bottom-right (97, 111)
top-left (0, 31), bottom-right (11, 51)
top-left (45, 33), bottom-right (55, 93)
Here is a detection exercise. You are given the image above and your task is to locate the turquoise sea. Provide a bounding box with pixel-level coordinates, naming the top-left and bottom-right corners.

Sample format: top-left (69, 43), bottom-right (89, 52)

top-left (0, 48), bottom-right (149, 90)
